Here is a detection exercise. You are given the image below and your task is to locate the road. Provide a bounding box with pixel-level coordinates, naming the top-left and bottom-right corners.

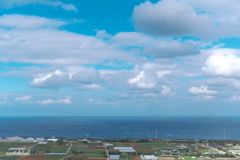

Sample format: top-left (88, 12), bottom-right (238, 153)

top-left (66, 141), bottom-right (72, 154)
top-left (103, 143), bottom-right (110, 160)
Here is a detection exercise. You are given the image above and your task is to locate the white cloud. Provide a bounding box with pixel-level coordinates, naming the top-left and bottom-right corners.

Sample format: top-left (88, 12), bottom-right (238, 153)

top-left (203, 95), bottom-right (215, 99)
top-left (156, 71), bottom-right (172, 79)
top-left (203, 50), bottom-right (240, 77)
top-left (30, 70), bottom-right (66, 89)
top-left (127, 71), bottom-right (155, 89)
top-left (96, 30), bottom-right (112, 39)
top-left (133, 0), bottom-right (212, 37)
top-left (38, 99), bottom-right (54, 104)
top-left (133, 0), bottom-right (240, 39)
top-left (29, 67), bottom-right (104, 90)
top-left (37, 97), bottom-right (72, 105)
top-left (126, 62), bottom-right (177, 91)
top-left (15, 95), bottom-right (30, 101)
top-left (189, 85), bottom-right (217, 95)
top-left (113, 32), bottom-right (199, 58)
top-left (0, 15), bottom-right (133, 66)
top-left (0, 0), bottom-right (77, 12)
top-left (206, 77), bottom-right (240, 91)
top-left (232, 95), bottom-right (240, 101)
top-left (160, 85), bottom-right (175, 96)
top-left (128, 71), bottom-right (144, 84)
top-left (0, 14), bottom-right (65, 29)
top-left (69, 67), bottom-right (100, 83)
top-left (79, 84), bottom-right (103, 90)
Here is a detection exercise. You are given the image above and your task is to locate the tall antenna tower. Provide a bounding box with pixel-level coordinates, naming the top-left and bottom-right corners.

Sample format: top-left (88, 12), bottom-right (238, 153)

top-left (155, 129), bottom-right (158, 139)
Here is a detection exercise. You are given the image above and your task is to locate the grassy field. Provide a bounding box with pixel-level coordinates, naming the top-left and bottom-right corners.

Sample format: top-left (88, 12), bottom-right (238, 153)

top-left (21, 154), bottom-right (67, 160)
top-left (0, 139), bottom-right (238, 160)
top-left (183, 156), bottom-right (199, 160)
top-left (0, 142), bottom-right (35, 153)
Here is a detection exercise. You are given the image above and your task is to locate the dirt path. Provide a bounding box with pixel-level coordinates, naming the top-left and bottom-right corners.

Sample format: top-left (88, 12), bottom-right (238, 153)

top-left (66, 141), bottom-right (72, 154)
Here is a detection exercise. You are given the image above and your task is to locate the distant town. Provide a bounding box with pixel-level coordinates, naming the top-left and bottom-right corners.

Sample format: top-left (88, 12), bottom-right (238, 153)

top-left (1, 137), bottom-right (240, 160)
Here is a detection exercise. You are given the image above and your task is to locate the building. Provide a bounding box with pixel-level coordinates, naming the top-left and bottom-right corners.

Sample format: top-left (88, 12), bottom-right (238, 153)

top-left (140, 155), bottom-right (158, 160)
top-left (103, 143), bottom-right (114, 146)
top-left (38, 142), bottom-right (48, 144)
top-left (6, 136), bottom-right (25, 142)
top-left (8, 148), bottom-right (27, 151)
top-left (46, 139), bottom-right (59, 142)
top-left (110, 155), bottom-right (120, 160)
top-left (114, 147), bottom-right (136, 152)
top-left (36, 138), bottom-right (45, 142)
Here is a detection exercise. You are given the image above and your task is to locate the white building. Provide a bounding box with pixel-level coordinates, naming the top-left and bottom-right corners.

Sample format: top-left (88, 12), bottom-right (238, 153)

top-left (46, 139), bottom-right (59, 142)
top-left (140, 155), bottom-right (158, 160)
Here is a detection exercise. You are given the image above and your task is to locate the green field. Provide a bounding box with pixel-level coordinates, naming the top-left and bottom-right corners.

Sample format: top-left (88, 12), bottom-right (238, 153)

top-left (0, 139), bottom-right (238, 160)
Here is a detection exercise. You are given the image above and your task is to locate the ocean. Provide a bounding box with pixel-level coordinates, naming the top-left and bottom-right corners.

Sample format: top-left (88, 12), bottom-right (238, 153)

top-left (0, 116), bottom-right (240, 140)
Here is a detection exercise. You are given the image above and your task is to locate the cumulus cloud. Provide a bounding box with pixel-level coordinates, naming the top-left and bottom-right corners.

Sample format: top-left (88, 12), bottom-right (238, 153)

top-left (206, 77), bottom-right (240, 91)
top-left (37, 97), bottom-right (72, 105)
top-left (189, 85), bottom-right (217, 95)
top-left (113, 32), bottom-right (199, 58)
top-left (0, 15), bottom-right (132, 65)
top-left (140, 86), bottom-right (175, 98)
top-left (127, 62), bottom-right (176, 90)
top-left (30, 70), bottom-right (67, 89)
top-left (30, 67), bottom-right (102, 90)
top-left (127, 71), bottom-right (155, 89)
top-left (15, 95), bottom-right (31, 101)
top-left (156, 71), bottom-right (172, 79)
top-left (0, 0), bottom-right (77, 12)
top-left (133, 0), bottom-right (240, 39)
top-left (133, 0), bottom-right (211, 37)
top-left (143, 41), bottom-right (199, 58)
top-left (160, 85), bottom-right (175, 96)
top-left (203, 50), bottom-right (240, 78)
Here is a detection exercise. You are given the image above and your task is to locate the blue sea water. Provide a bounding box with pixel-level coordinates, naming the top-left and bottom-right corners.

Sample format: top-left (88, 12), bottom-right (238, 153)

top-left (0, 116), bottom-right (240, 140)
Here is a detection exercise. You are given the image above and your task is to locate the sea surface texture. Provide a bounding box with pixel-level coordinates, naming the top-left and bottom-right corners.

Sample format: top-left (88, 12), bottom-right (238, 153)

top-left (0, 116), bottom-right (239, 140)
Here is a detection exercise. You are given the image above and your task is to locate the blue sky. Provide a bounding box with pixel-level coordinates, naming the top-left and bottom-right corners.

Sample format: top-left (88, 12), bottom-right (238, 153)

top-left (0, 0), bottom-right (240, 116)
